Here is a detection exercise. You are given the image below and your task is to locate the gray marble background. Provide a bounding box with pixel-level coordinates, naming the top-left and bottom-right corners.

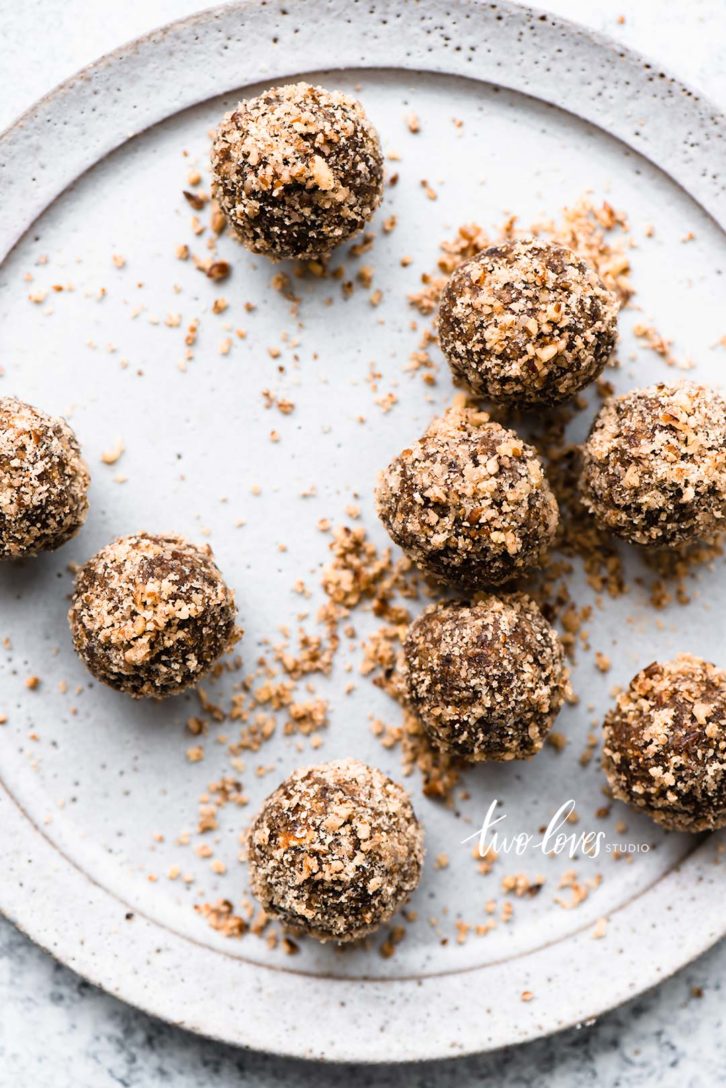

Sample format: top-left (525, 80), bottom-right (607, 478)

top-left (0, 1), bottom-right (724, 1084)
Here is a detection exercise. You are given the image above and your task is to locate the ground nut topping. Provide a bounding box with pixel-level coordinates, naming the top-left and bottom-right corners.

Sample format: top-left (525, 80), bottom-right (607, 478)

top-left (438, 239), bottom-right (619, 407)
top-left (69, 532), bottom-right (241, 698)
top-left (404, 595), bottom-right (567, 761)
top-left (375, 406), bottom-right (559, 588)
top-left (0, 397), bottom-right (90, 558)
top-left (579, 381), bottom-right (726, 547)
top-left (602, 654), bottom-right (726, 832)
top-left (247, 758), bottom-right (423, 942)
top-left (211, 82), bottom-right (383, 260)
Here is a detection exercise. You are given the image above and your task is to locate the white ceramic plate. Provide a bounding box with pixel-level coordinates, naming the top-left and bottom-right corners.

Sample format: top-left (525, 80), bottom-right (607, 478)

top-left (0, 0), bottom-right (724, 1063)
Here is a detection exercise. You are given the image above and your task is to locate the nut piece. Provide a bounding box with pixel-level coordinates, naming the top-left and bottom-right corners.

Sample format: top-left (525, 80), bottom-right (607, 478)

top-left (211, 82), bottom-right (384, 260)
top-left (69, 533), bottom-right (241, 698)
top-left (0, 397), bottom-right (90, 558)
top-left (375, 407), bottom-right (559, 588)
top-left (579, 381), bottom-right (726, 547)
top-left (602, 654), bottom-right (726, 832)
top-left (247, 758), bottom-right (424, 942)
top-left (438, 239), bottom-right (619, 407)
top-left (404, 595), bottom-right (567, 761)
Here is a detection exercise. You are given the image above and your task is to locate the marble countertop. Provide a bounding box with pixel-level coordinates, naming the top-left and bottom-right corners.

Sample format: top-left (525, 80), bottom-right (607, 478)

top-left (0, 1), bottom-right (724, 1084)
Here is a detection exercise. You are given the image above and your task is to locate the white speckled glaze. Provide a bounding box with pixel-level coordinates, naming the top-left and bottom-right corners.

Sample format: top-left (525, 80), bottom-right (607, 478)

top-left (0, 0), bottom-right (724, 1064)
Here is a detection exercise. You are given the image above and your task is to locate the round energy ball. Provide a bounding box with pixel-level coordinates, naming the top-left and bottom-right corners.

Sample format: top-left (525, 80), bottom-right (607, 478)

top-left (211, 82), bottom-right (384, 260)
top-left (247, 758), bottom-right (424, 943)
top-left (404, 595), bottom-right (567, 761)
top-left (69, 533), bottom-right (240, 698)
top-left (0, 396), bottom-right (90, 559)
top-left (602, 654), bottom-right (726, 832)
top-left (579, 381), bottom-right (726, 547)
top-left (375, 407), bottom-right (559, 589)
top-left (438, 239), bottom-right (619, 407)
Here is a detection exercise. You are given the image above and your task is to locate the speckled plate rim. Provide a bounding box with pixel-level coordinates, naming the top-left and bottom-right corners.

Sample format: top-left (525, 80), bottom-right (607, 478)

top-left (0, 0), bottom-right (724, 1064)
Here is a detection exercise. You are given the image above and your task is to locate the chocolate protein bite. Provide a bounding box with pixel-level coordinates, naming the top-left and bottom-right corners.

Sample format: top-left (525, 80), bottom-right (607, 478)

top-left (69, 533), bottom-right (240, 698)
top-left (375, 407), bottom-right (559, 589)
top-left (602, 654), bottom-right (726, 832)
top-left (0, 397), bottom-right (90, 559)
top-left (247, 758), bottom-right (424, 942)
top-left (404, 595), bottom-right (567, 761)
top-left (579, 381), bottom-right (726, 547)
top-left (438, 239), bottom-right (619, 407)
top-left (211, 82), bottom-right (384, 260)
